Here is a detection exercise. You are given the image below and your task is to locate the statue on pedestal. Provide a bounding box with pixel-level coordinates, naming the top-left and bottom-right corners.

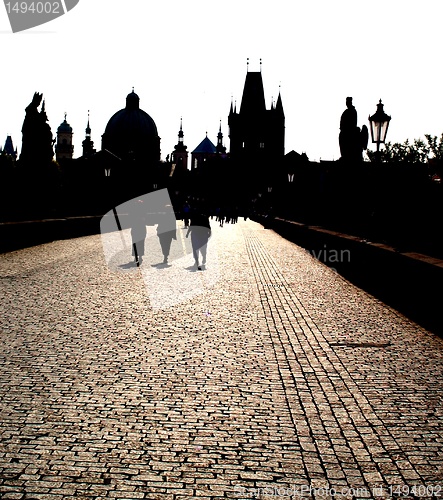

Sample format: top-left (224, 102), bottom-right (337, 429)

top-left (18, 93), bottom-right (59, 214)
top-left (20, 92), bottom-right (54, 167)
top-left (339, 97), bottom-right (368, 163)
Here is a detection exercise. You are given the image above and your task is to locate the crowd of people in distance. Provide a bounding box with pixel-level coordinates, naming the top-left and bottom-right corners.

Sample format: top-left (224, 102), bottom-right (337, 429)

top-left (212, 206), bottom-right (240, 227)
top-left (181, 202), bottom-right (246, 228)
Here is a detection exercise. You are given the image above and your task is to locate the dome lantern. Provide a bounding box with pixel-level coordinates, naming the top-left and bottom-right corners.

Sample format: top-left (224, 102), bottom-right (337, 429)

top-left (126, 88), bottom-right (140, 110)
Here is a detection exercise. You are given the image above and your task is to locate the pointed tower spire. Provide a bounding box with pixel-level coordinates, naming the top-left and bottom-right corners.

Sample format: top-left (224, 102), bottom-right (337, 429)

top-left (82, 110), bottom-right (95, 158)
top-left (216, 119), bottom-right (226, 155)
top-left (276, 87), bottom-right (284, 117)
top-left (172, 116), bottom-right (188, 171)
top-left (3, 135), bottom-right (17, 159)
top-left (178, 117), bottom-right (184, 144)
top-left (217, 120), bottom-right (223, 146)
top-left (240, 66), bottom-right (266, 114)
top-left (85, 110), bottom-right (91, 137)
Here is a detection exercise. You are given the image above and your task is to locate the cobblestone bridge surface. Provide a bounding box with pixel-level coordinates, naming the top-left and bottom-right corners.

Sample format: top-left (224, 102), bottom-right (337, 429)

top-left (1, 219), bottom-right (442, 499)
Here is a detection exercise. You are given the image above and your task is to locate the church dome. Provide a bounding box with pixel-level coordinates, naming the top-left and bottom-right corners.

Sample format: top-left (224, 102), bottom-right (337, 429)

top-left (104, 106), bottom-right (158, 139)
top-left (103, 90), bottom-right (159, 152)
top-left (102, 90), bottom-right (160, 165)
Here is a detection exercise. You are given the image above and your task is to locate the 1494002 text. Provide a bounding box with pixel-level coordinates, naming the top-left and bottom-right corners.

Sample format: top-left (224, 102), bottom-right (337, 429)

top-left (5, 2), bottom-right (61, 14)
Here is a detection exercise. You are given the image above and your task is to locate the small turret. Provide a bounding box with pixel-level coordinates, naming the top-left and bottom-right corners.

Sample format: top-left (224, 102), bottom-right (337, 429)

top-left (82, 110), bottom-right (95, 158)
top-left (55, 112), bottom-right (74, 161)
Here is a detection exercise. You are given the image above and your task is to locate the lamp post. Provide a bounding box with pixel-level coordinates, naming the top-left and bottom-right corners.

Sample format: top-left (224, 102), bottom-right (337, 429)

top-left (103, 149), bottom-right (122, 177)
top-left (267, 186), bottom-right (273, 217)
top-left (368, 99), bottom-right (391, 163)
top-left (286, 171), bottom-right (295, 218)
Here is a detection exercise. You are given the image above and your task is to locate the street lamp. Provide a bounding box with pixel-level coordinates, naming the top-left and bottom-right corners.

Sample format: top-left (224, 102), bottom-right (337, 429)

top-left (368, 99), bottom-right (391, 162)
top-left (103, 148), bottom-right (122, 177)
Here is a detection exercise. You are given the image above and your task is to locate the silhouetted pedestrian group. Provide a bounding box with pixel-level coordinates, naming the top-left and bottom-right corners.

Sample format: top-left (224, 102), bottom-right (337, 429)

top-left (130, 201), bottom-right (177, 267)
top-left (129, 200), bottom-right (211, 270)
top-left (214, 206), bottom-right (239, 226)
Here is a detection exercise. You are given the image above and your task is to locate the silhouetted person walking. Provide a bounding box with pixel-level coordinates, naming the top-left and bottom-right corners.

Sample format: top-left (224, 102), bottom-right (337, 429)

top-left (130, 200), bottom-right (147, 266)
top-left (156, 205), bottom-right (177, 264)
top-left (182, 201), bottom-right (191, 228)
top-left (215, 207), bottom-right (224, 227)
top-left (186, 211), bottom-right (211, 270)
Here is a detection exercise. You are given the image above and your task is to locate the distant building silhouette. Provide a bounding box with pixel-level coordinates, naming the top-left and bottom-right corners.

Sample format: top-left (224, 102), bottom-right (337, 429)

top-left (1, 135), bottom-right (17, 159)
top-left (55, 113), bottom-right (74, 161)
top-left (192, 133), bottom-right (218, 171)
top-left (228, 64), bottom-right (285, 184)
top-left (172, 117), bottom-right (188, 173)
top-left (190, 123), bottom-right (227, 171)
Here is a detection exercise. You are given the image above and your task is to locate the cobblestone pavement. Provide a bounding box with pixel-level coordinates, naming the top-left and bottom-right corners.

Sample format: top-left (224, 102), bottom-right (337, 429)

top-left (1, 219), bottom-right (442, 499)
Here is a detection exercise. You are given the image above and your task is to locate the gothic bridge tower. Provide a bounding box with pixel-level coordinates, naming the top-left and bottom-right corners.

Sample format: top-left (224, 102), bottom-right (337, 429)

top-left (228, 60), bottom-right (285, 187)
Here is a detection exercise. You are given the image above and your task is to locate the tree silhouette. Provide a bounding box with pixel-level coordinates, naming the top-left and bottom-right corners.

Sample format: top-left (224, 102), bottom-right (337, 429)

top-left (367, 134), bottom-right (443, 163)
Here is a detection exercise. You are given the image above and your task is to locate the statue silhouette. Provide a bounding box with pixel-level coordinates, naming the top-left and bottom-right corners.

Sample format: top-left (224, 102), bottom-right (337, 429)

top-left (339, 97), bottom-right (368, 162)
top-left (20, 92), bottom-right (54, 167)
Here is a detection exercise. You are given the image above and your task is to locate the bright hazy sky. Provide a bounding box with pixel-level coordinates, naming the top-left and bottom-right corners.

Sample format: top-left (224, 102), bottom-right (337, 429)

top-left (1, 0), bottom-right (443, 163)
